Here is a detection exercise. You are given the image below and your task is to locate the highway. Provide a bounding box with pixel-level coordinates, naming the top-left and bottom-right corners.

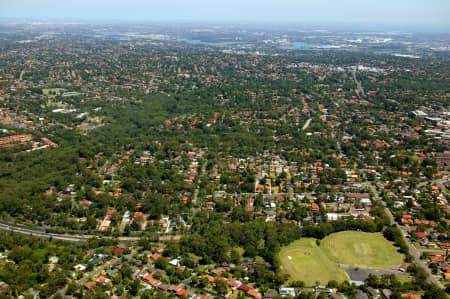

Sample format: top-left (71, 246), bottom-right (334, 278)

top-left (19, 70), bottom-right (25, 81)
top-left (0, 222), bottom-right (83, 242)
top-left (302, 118), bottom-right (312, 130)
top-left (352, 70), bottom-right (365, 98)
top-left (0, 221), bottom-right (184, 243)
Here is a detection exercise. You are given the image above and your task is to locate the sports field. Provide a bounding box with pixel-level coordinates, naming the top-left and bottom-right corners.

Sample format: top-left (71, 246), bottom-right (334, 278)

top-left (279, 238), bottom-right (347, 285)
top-left (279, 231), bottom-right (405, 285)
top-left (321, 231), bottom-right (404, 269)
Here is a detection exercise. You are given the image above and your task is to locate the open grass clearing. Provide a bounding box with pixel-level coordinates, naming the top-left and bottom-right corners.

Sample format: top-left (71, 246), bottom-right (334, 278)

top-left (321, 231), bottom-right (404, 269)
top-left (279, 231), bottom-right (405, 286)
top-left (279, 238), bottom-right (347, 285)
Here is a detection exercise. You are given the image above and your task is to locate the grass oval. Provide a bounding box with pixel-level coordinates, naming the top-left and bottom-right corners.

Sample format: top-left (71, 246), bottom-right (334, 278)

top-left (321, 231), bottom-right (404, 269)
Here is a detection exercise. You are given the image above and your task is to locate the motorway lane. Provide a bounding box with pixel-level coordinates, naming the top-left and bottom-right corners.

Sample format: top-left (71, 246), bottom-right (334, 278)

top-left (0, 222), bottom-right (82, 242)
top-left (0, 221), bottom-right (185, 243)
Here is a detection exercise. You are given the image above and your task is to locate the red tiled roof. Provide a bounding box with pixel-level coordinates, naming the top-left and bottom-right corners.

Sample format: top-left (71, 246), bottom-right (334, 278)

top-left (401, 292), bottom-right (420, 299)
top-left (416, 232), bottom-right (427, 239)
top-left (84, 281), bottom-right (96, 289)
top-left (228, 279), bottom-right (241, 288)
top-left (247, 289), bottom-right (262, 299)
top-left (201, 275), bottom-right (214, 283)
top-left (430, 255), bottom-right (445, 263)
top-left (238, 284), bottom-right (251, 291)
top-left (151, 254), bottom-right (160, 260)
top-left (176, 289), bottom-right (187, 296)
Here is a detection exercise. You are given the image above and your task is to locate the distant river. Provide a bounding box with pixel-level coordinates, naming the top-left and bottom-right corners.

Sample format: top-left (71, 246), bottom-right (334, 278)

top-left (176, 38), bottom-right (238, 46)
top-left (95, 32), bottom-right (135, 40)
top-left (279, 41), bottom-right (317, 50)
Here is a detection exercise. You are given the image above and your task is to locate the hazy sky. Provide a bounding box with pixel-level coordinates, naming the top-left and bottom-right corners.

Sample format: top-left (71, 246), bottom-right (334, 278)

top-left (1, 0), bottom-right (449, 27)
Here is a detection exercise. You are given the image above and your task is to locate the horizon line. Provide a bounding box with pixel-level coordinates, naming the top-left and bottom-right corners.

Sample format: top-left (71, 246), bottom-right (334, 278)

top-left (0, 18), bottom-right (449, 31)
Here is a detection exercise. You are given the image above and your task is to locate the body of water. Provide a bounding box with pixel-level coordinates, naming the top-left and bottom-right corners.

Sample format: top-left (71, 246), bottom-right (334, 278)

top-left (95, 32), bottom-right (135, 40)
top-left (279, 41), bottom-right (317, 50)
top-left (176, 38), bottom-right (238, 46)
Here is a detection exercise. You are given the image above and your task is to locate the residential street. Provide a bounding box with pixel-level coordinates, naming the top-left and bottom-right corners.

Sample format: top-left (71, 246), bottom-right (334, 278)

top-left (78, 250), bottom-right (136, 285)
top-left (367, 183), bottom-right (445, 289)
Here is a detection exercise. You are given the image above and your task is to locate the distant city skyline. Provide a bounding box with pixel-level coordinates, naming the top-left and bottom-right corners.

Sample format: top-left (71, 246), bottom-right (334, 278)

top-left (1, 0), bottom-right (449, 29)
